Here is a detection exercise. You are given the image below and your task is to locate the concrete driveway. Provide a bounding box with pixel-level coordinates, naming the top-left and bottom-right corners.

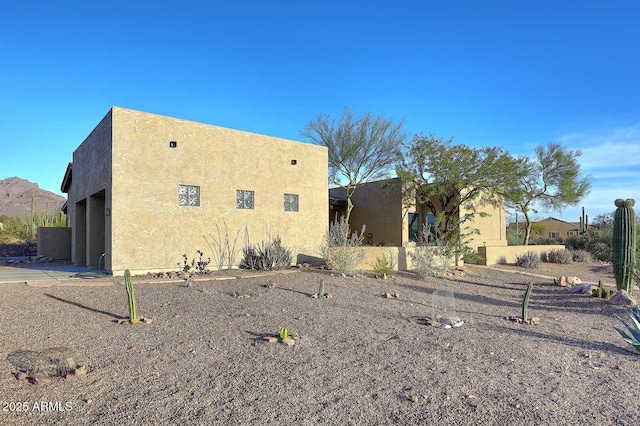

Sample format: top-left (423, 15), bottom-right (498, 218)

top-left (0, 262), bottom-right (96, 285)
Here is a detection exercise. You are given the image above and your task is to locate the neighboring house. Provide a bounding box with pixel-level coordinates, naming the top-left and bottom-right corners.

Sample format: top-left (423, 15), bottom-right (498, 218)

top-left (328, 178), bottom-right (507, 251)
top-left (530, 217), bottom-right (580, 239)
top-left (61, 107), bottom-right (328, 275)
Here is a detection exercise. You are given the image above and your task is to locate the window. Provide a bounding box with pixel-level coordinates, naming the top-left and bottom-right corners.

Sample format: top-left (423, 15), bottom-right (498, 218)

top-left (549, 232), bottom-right (560, 238)
top-left (236, 190), bottom-right (254, 209)
top-left (284, 193), bottom-right (299, 212)
top-left (178, 184), bottom-right (200, 206)
top-left (567, 231), bottom-right (575, 236)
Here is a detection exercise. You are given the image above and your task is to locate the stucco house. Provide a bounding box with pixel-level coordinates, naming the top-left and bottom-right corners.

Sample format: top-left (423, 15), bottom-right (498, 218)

top-left (530, 217), bottom-right (580, 240)
top-left (61, 107), bottom-right (328, 275)
top-left (328, 178), bottom-right (507, 251)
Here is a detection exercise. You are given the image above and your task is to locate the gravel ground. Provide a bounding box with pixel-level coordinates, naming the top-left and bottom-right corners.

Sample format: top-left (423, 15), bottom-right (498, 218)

top-left (1, 262), bottom-right (639, 425)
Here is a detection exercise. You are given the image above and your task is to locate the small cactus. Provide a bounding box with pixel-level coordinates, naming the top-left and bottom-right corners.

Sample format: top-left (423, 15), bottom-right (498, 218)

top-left (522, 281), bottom-right (534, 321)
top-left (125, 269), bottom-right (137, 322)
top-left (318, 280), bottom-right (325, 297)
top-left (279, 327), bottom-right (288, 339)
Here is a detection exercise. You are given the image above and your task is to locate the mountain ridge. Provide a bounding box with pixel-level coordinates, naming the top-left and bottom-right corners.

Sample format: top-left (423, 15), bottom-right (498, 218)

top-left (0, 177), bottom-right (66, 218)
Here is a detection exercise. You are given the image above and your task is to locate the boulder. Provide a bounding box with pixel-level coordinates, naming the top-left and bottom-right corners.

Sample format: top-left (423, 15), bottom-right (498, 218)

top-left (609, 290), bottom-right (637, 306)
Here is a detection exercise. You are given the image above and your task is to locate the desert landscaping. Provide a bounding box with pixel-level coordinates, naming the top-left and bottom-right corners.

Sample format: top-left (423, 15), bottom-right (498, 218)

top-left (1, 261), bottom-right (639, 425)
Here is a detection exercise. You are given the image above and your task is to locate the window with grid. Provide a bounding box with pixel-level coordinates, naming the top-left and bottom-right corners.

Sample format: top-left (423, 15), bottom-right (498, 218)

top-left (178, 184), bottom-right (200, 206)
top-left (236, 190), bottom-right (254, 209)
top-left (284, 193), bottom-right (299, 212)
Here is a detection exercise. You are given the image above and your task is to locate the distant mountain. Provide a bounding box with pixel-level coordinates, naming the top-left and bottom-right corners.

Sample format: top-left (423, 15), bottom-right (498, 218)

top-left (0, 177), bottom-right (66, 218)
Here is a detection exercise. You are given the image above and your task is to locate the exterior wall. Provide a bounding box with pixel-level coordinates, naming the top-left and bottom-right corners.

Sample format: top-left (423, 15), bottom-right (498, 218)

top-left (105, 107), bottom-right (327, 275)
top-left (331, 179), bottom-right (404, 246)
top-left (66, 111), bottom-right (113, 268)
top-left (531, 217), bottom-right (579, 239)
top-left (461, 201), bottom-right (508, 250)
top-left (477, 244), bottom-right (565, 265)
top-left (37, 227), bottom-right (72, 260)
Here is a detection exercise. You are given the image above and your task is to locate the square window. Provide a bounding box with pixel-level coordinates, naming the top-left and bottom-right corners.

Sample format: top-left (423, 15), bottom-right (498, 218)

top-left (179, 184), bottom-right (200, 206)
top-left (284, 193), bottom-right (299, 212)
top-left (236, 190), bottom-right (254, 209)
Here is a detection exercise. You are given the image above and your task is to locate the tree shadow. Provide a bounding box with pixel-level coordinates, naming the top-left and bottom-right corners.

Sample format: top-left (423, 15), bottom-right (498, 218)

top-left (44, 293), bottom-right (125, 319)
top-left (485, 322), bottom-right (635, 356)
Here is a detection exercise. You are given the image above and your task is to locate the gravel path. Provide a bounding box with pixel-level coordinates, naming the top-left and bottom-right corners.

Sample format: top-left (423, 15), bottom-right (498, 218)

top-left (1, 262), bottom-right (639, 425)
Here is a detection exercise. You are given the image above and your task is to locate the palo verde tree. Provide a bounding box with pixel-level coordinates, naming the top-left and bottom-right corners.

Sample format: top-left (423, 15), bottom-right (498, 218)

top-left (301, 107), bottom-right (407, 228)
top-left (503, 142), bottom-right (591, 245)
top-left (397, 133), bottom-right (524, 248)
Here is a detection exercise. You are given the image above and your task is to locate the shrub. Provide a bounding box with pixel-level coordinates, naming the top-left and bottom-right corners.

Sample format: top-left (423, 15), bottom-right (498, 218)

top-left (546, 249), bottom-right (573, 264)
top-left (373, 250), bottom-right (397, 277)
top-left (565, 235), bottom-right (588, 251)
top-left (515, 251), bottom-right (540, 269)
top-left (241, 235), bottom-right (292, 271)
top-left (539, 251), bottom-right (548, 262)
top-left (410, 225), bottom-right (453, 280)
top-left (571, 249), bottom-right (592, 263)
top-left (587, 240), bottom-right (612, 262)
top-left (320, 215), bottom-right (366, 275)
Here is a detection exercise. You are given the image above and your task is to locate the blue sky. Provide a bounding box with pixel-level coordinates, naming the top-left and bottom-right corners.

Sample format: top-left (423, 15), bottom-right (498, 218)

top-left (1, 1), bottom-right (639, 224)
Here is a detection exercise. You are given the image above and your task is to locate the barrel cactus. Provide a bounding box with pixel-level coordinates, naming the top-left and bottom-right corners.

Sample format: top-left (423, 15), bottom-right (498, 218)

top-left (612, 199), bottom-right (636, 294)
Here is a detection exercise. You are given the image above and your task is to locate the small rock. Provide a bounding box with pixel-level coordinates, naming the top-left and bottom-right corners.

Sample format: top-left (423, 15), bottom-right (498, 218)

top-left (73, 365), bottom-right (87, 376)
top-left (410, 395), bottom-right (419, 403)
top-left (282, 337), bottom-right (296, 346)
top-left (31, 377), bottom-right (52, 386)
top-left (262, 336), bottom-right (278, 343)
top-left (341, 273), bottom-right (346, 278)
top-left (529, 317), bottom-right (541, 325)
top-left (393, 293), bottom-right (400, 299)
top-left (441, 324), bottom-right (452, 329)
top-left (558, 276), bottom-right (567, 287)
top-left (85, 399), bottom-right (92, 404)
top-left (567, 276), bottom-right (582, 286)
top-left (141, 317), bottom-right (154, 324)
top-left (14, 371), bottom-right (28, 380)
top-left (453, 320), bottom-right (464, 328)
top-left (325, 293), bottom-right (333, 299)
top-left (610, 290), bottom-right (637, 306)
top-left (385, 293), bottom-right (393, 299)
top-left (311, 293), bottom-right (319, 299)
top-left (568, 283), bottom-right (587, 294)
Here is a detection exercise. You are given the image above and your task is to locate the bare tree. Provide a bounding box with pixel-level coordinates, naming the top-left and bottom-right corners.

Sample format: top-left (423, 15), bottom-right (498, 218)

top-left (504, 142), bottom-right (591, 245)
top-left (301, 107), bottom-right (406, 227)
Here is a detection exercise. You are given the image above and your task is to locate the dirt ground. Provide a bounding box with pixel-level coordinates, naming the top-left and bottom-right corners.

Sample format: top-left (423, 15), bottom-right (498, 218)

top-left (1, 261), bottom-right (639, 425)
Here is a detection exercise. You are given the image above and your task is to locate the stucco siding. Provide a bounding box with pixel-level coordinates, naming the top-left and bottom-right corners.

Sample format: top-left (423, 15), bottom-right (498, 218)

top-left (105, 107), bottom-right (327, 273)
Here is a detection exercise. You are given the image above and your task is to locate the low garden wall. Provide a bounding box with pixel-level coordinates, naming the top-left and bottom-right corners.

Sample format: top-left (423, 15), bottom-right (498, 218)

top-left (37, 227), bottom-right (72, 261)
top-left (477, 245), bottom-right (565, 265)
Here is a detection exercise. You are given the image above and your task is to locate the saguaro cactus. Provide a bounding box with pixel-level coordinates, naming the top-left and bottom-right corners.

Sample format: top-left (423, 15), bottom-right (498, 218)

top-left (125, 269), bottom-right (137, 321)
top-left (613, 199), bottom-right (636, 294)
top-left (579, 206), bottom-right (588, 235)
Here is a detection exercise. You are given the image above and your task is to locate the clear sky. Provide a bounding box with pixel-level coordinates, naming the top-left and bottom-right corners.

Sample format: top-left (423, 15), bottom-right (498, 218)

top-left (1, 0), bottom-right (639, 224)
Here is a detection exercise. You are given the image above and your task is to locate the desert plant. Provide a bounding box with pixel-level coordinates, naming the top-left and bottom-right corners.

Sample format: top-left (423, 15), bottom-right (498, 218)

top-left (279, 327), bottom-right (288, 339)
top-left (613, 199), bottom-right (636, 294)
top-left (410, 225), bottom-right (453, 280)
top-left (203, 222), bottom-right (243, 270)
top-left (515, 250), bottom-right (540, 269)
top-left (571, 249), bottom-right (592, 263)
top-left (545, 249), bottom-right (573, 264)
top-left (373, 251), bottom-right (396, 277)
top-left (241, 235), bottom-right (292, 271)
top-left (318, 280), bottom-right (326, 297)
top-left (522, 281), bottom-right (534, 321)
top-left (320, 214), bottom-right (366, 275)
top-left (124, 269), bottom-right (137, 322)
top-left (579, 206), bottom-right (589, 235)
top-left (179, 251), bottom-right (211, 274)
top-left (614, 306), bottom-right (640, 353)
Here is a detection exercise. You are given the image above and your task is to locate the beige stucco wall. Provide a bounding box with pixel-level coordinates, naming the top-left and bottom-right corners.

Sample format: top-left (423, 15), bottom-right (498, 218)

top-left (67, 110), bottom-right (113, 268)
top-left (340, 179), bottom-right (404, 246)
top-left (68, 107), bottom-right (328, 275)
top-left (461, 201), bottom-right (508, 250)
top-left (37, 227), bottom-right (72, 260)
top-left (477, 244), bottom-right (565, 265)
